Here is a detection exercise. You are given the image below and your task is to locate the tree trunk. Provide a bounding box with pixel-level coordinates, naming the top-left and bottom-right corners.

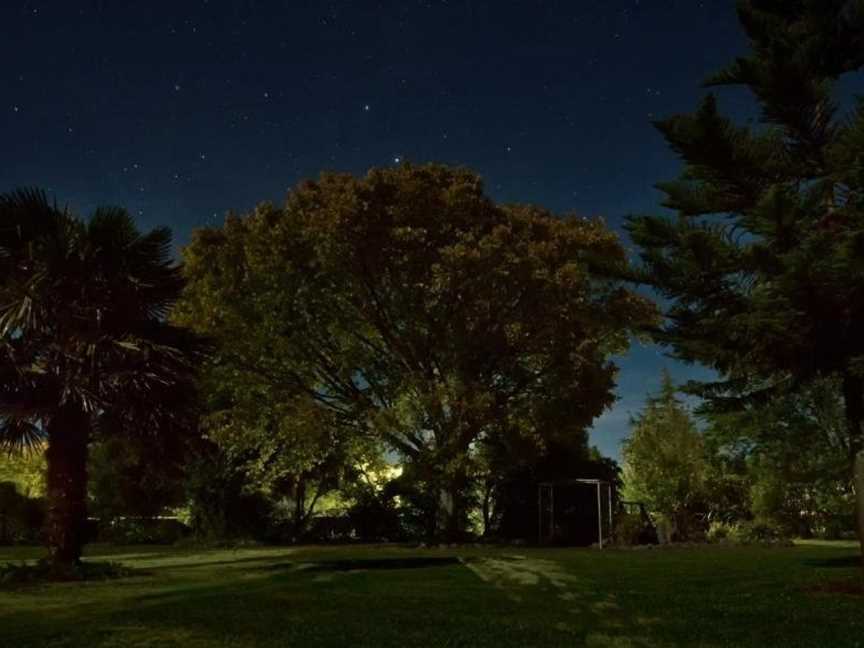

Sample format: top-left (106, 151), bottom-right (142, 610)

top-left (856, 450), bottom-right (864, 570)
top-left (293, 476), bottom-right (306, 541)
top-left (44, 404), bottom-right (90, 569)
top-left (437, 477), bottom-right (466, 543)
top-left (481, 480), bottom-right (493, 538)
top-left (841, 371), bottom-right (864, 571)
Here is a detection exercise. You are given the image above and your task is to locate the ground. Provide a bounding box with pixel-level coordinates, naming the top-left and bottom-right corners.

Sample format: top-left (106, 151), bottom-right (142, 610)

top-left (0, 541), bottom-right (861, 647)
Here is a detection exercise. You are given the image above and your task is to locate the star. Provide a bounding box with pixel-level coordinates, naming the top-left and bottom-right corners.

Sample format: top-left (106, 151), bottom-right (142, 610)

top-left (174, 83), bottom-right (182, 92)
top-left (394, 156), bottom-right (401, 164)
top-left (363, 104), bottom-right (371, 112)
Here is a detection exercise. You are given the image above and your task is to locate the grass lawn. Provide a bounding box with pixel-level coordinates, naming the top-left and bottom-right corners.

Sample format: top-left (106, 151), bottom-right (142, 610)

top-left (0, 541), bottom-right (862, 647)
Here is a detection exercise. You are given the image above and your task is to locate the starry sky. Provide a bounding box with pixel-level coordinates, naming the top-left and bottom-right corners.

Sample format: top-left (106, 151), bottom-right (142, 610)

top-left (2, 0), bottom-right (753, 458)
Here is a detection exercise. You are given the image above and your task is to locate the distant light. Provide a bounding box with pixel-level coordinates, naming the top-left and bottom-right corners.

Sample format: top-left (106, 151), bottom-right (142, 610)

top-left (363, 104), bottom-right (371, 111)
top-left (394, 156), bottom-right (401, 164)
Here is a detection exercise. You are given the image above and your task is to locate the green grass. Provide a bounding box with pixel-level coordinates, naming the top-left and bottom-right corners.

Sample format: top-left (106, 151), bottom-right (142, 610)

top-left (0, 542), bottom-right (861, 647)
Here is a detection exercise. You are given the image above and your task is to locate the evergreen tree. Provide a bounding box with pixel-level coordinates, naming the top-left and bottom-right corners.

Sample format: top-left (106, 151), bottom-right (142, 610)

top-left (622, 371), bottom-right (707, 541)
top-left (626, 1), bottom-right (864, 559)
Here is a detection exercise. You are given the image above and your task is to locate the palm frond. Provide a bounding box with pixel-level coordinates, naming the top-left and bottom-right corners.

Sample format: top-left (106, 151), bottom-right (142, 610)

top-left (0, 417), bottom-right (45, 453)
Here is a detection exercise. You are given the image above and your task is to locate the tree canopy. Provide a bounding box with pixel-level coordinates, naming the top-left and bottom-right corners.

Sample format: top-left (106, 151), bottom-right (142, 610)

top-left (177, 163), bottom-right (656, 539)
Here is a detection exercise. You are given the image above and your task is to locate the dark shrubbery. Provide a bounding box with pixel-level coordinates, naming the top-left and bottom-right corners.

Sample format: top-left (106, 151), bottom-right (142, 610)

top-left (706, 520), bottom-right (792, 546)
top-left (345, 488), bottom-right (403, 542)
top-left (613, 511), bottom-right (658, 547)
top-left (0, 559), bottom-right (137, 587)
top-left (96, 518), bottom-right (189, 545)
top-left (0, 482), bottom-right (45, 545)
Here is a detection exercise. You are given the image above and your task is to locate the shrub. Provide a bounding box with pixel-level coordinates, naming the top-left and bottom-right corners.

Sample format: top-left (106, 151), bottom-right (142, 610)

top-left (613, 511), bottom-right (658, 546)
top-left (184, 448), bottom-right (274, 541)
top-left (0, 560), bottom-right (137, 587)
top-left (709, 520), bottom-right (792, 546)
top-left (613, 512), bottom-right (645, 546)
top-left (97, 518), bottom-right (189, 545)
top-left (346, 491), bottom-right (402, 542)
top-left (706, 520), bottom-right (734, 543)
top-left (0, 482), bottom-right (45, 545)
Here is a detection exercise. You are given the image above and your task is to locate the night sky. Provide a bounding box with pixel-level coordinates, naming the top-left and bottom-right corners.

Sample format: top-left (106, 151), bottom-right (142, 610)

top-left (2, 1), bottom-right (749, 458)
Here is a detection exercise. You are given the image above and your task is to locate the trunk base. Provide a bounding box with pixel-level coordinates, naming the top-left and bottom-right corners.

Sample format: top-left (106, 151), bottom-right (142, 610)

top-left (44, 405), bottom-right (90, 568)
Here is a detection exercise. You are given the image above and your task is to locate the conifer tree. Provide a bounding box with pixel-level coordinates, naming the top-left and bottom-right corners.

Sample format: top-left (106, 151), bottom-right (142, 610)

top-left (627, 1), bottom-right (864, 560)
top-left (622, 370), bottom-right (706, 541)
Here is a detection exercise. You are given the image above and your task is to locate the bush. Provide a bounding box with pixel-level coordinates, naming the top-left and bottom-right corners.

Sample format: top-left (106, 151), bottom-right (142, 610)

top-left (614, 511), bottom-right (659, 546)
top-left (613, 512), bottom-right (647, 546)
top-left (184, 447), bottom-right (275, 541)
top-left (305, 515), bottom-right (355, 542)
top-left (346, 490), bottom-right (403, 542)
top-left (706, 520), bottom-right (734, 543)
top-left (708, 520), bottom-right (792, 546)
top-left (97, 518), bottom-right (189, 545)
top-left (811, 514), bottom-right (856, 540)
top-left (0, 482), bottom-right (45, 545)
top-left (0, 560), bottom-right (137, 587)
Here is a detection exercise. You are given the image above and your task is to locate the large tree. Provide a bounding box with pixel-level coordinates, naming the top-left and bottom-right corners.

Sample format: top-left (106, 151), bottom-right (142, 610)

top-left (627, 1), bottom-right (864, 558)
top-left (0, 189), bottom-right (202, 568)
top-left (177, 164), bottom-right (655, 539)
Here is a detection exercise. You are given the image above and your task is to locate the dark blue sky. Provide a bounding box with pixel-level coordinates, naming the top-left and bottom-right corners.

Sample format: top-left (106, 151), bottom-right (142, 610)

top-left (2, 0), bottom-right (749, 458)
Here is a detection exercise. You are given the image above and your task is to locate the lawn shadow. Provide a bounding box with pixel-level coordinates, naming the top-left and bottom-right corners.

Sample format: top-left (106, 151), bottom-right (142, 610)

top-left (803, 555), bottom-right (861, 569)
top-left (260, 556), bottom-right (461, 573)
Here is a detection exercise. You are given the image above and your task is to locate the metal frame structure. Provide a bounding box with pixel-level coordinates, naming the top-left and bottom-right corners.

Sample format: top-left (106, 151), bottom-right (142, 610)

top-left (537, 478), bottom-right (613, 548)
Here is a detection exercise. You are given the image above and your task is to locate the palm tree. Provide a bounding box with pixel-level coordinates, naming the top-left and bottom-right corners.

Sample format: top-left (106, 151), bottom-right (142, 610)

top-left (0, 189), bottom-right (203, 569)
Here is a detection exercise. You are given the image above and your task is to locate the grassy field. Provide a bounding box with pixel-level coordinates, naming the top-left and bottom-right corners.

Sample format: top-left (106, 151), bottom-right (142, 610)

top-left (0, 541), bottom-right (862, 647)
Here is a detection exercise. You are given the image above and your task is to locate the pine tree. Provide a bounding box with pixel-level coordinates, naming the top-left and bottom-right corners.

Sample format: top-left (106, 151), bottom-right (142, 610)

top-left (627, 1), bottom-right (864, 561)
top-left (622, 370), bottom-right (707, 541)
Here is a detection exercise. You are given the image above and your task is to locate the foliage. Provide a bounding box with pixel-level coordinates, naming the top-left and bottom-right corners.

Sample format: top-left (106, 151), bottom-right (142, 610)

top-left (612, 512), bottom-right (651, 547)
top-left (0, 189), bottom-right (205, 565)
top-left (0, 448), bottom-right (45, 498)
top-left (0, 482), bottom-right (44, 545)
top-left (177, 164), bottom-right (656, 539)
top-left (622, 371), bottom-right (707, 541)
top-left (706, 519), bottom-right (792, 546)
top-left (702, 451), bottom-right (752, 526)
top-left (344, 486), bottom-right (403, 542)
top-left (88, 435), bottom-right (188, 526)
top-left (626, 2), bottom-right (864, 550)
top-left (703, 378), bottom-right (856, 538)
top-left (0, 558), bottom-right (135, 587)
top-left (183, 442), bottom-right (273, 542)
top-left (96, 518), bottom-right (188, 545)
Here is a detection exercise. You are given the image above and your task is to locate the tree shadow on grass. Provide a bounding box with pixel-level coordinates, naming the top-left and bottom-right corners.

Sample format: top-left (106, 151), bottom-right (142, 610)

top-left (802, 555), bottom-right (861, 569)
top-left (259, 556), bottom-right (462, 573)
top-left (129, 555), bottom-right (300, 571)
